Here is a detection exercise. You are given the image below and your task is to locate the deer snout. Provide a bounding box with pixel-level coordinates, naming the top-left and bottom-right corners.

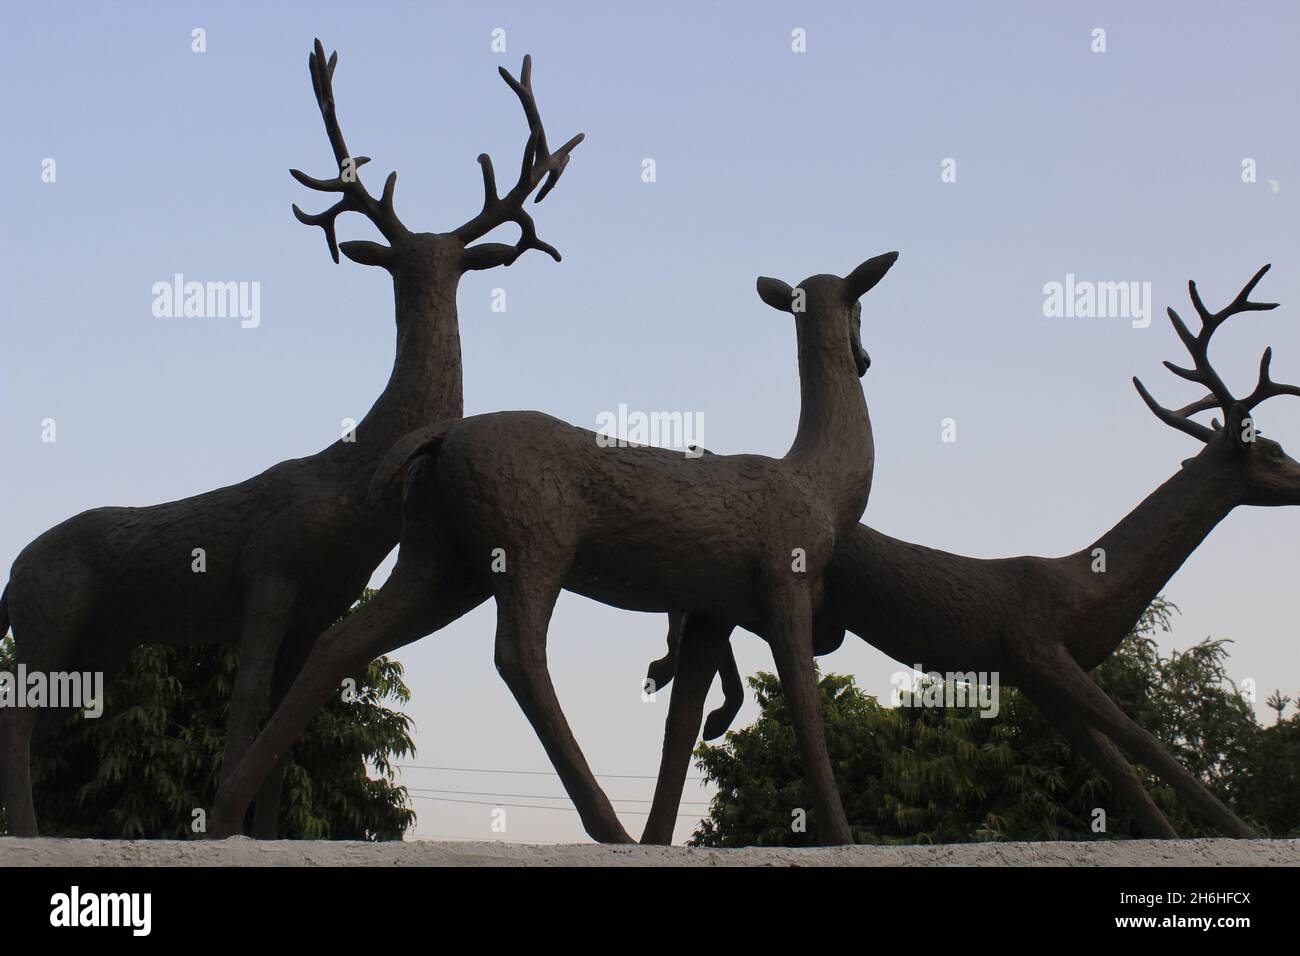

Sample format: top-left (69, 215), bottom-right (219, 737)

top-left (854, 343), bottom-right (871, 377)
top-left (851, 308), bottom-right (870, 376)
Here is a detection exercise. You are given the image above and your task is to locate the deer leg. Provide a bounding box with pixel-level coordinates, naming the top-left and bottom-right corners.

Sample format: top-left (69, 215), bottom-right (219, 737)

top-left (4, 671), bottom-right (92, 836)
top-left (210, 566), bottom-right (487, 838)
top-left (219, 459), bottom-right (478, 838)
top-left (1026, 688), bottom-right (1178, 838)
top-left (644, 609), bottom-right (744, 741)
top-left (2, 640), bottom-right (133, 834)
top-left (492, 570), bottom-right (633, 844)
top-left (765, 583), bottom-right (853, 845)
top-left (250, 627), bottom-right (317, 839)
top-left (693, 611), bottom-right (834, 742)
top-left (702, 642), bottom-right (745, 741)
top-left (1027, 645), bottom-right (1258, 838)
top-left (22, 634), bottom-right (130, 754)
top-left (641, 614), bottom-right (734, 845)
top-left (0, 594), bottom-right (91, 838)
top-left (645, 610), bottom-right (686, 695)
top-left (0, 703), bottom-right (41, 837)
top-left (218, 577), bottom-right (299, 834)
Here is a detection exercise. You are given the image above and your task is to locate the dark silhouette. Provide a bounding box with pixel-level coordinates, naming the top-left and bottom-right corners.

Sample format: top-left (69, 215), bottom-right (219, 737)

top-left (645, 266), bottom-right (1298, 842)
top-left (0, 40), bottom-right (581, 837)
top-left (208, 254), bottom-right (898, 843)
top-left (0, 594), bottom-right (417, 840)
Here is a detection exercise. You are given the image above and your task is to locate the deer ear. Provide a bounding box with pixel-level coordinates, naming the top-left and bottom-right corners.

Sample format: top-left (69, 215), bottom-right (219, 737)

top-left (843, 251), bottom-right (899, 301)
top-left (461, 242), bottom-right (521, 272)
top-left (339, 240), bottom-right (396, 270)
top-left (756, 277), bottom-right (796, 313)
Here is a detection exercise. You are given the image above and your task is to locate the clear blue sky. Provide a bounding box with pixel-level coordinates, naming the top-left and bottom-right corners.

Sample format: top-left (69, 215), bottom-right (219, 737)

top-left (2, 1), bottom-right (1297, 843)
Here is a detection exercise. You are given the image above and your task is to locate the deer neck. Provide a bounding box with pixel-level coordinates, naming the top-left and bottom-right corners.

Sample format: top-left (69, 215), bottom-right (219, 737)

top-left (1070, 453), bottom-right (1241, 663)
top-left (784, 326), bottom-right (874, 525)
top-left (342, 269), bottom-right (465, 474)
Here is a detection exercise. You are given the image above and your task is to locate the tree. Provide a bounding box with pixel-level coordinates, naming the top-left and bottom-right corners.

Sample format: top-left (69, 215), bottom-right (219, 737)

top-left (692, 599), bottom-right (1287, 845)
top-left (1265, 690), bottom-right (1292, 725)
top-left (1233, 697), bottom-right (1300, 836)
top-left (0, 590), bottom-right (416, 840)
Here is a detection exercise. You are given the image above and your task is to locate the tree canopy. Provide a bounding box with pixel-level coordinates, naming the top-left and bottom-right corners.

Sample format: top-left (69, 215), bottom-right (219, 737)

top-left (0, 589), bottom-right (416, 840)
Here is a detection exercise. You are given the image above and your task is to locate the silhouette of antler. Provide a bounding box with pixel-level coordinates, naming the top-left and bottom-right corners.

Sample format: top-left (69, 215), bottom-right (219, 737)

top-left (290, 39), bottom-right (408, 266)
top-left (454, 55), bottom-right (585, 270)
top-left (1134, 265), bottom-right (1292, 441)
top-left (1239, 346), bottom-right (1300, 412)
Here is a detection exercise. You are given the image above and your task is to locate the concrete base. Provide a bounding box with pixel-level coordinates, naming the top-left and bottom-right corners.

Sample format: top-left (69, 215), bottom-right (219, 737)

top-left (2, 837), bottom-right (1296, 867)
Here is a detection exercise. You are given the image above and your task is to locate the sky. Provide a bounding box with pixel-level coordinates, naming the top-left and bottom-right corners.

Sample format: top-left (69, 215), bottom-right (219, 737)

top-left (2, 0), bottom-right (1297, 845)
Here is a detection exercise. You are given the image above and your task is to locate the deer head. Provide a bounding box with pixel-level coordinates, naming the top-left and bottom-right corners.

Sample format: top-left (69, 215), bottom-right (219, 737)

top-left (291, 39), bottom-right (583, 279)
top-left (1134, 264), bottom-right (1300, 506)
top-left (756, 252), bottom-right (899, 378)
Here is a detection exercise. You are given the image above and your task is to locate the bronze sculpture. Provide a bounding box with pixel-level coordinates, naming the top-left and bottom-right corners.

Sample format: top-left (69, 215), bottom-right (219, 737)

top-left (0, 40), bottom-right (582, 838)
top-left (208, 255), bottom-right (898, 843)
top-left (643, 266), bottom-right (1297, 842)
top-left (4, 37), bottom-right (1289, 850)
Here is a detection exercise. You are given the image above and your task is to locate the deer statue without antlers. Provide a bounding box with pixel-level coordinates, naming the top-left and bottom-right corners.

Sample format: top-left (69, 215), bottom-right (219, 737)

top-left (206, 252), bottom-right (899, 844)
top-left (645, 264), bottom-right (1298, 841)
top-left (0, 39), bottom-right (583, 837)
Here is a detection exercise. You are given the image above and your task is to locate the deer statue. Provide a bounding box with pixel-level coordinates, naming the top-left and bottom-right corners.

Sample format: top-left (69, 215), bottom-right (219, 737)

top-left (643, 264), bottom-right (1297, 843)
top-left (0, 39), bottom-right (582, 837)
top-left (206, 252), bottom-right (899, 843)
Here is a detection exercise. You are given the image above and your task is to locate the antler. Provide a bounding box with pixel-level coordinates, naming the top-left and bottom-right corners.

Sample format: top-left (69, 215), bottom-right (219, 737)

top-left (1134, 264), bottom-right (1294, 442)
top-left (290, 39), bottom-right (408, 267)
top-left (453, 55), bottom-right (584, 270)
top-left (1239, 346), bottom-right (1300, 411)
top-left (1132, 381), bottom-right (1220, 442)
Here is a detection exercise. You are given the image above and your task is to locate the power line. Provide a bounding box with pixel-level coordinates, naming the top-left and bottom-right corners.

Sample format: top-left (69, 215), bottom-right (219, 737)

top-left (405, 786), bottom-right (710, 806)
top-left (409, 835), bottom-right (566, 846)
top-left (408, 793), bottom-right (702, 819)
top-left (392, 764), bottom-right (707, 780)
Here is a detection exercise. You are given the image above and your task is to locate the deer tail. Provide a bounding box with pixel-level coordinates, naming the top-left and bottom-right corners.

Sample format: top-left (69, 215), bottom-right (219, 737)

top-left (367, 423), bottom-right (452, 506)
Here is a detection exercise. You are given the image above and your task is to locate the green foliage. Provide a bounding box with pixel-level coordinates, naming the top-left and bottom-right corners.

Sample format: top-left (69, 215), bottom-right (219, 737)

top-left (692, 598), bottom-right (1294, 845)
top-left (1233, 702), bottom-right (1300, 836)
top-left (0, 589), bottom-right (416, 840)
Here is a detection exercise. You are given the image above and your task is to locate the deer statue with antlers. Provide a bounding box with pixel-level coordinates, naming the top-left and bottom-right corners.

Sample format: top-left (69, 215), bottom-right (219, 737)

top-left (643, 264), bottom-right (1297, 842)
top-left (206, 253), bottom-right (899, 844)
top-left (0, 40), bottom-right (582, 837)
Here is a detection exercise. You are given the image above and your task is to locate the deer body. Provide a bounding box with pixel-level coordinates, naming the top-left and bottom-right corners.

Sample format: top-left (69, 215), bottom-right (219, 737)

top-left (206, 254), bottom-right (897, 844)
top-left (8, 266), bottom-right (465, 642)
top-left (0, 268), bottom-right (454, 843)
top-left (438, 415), bottom-right (854, 622)
top-left (650, 265), bottom-right (1299, 841)
top-left (6, 277), bottom-right (463, 641)
top-left (0, 41), bottom-right (582, 837)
